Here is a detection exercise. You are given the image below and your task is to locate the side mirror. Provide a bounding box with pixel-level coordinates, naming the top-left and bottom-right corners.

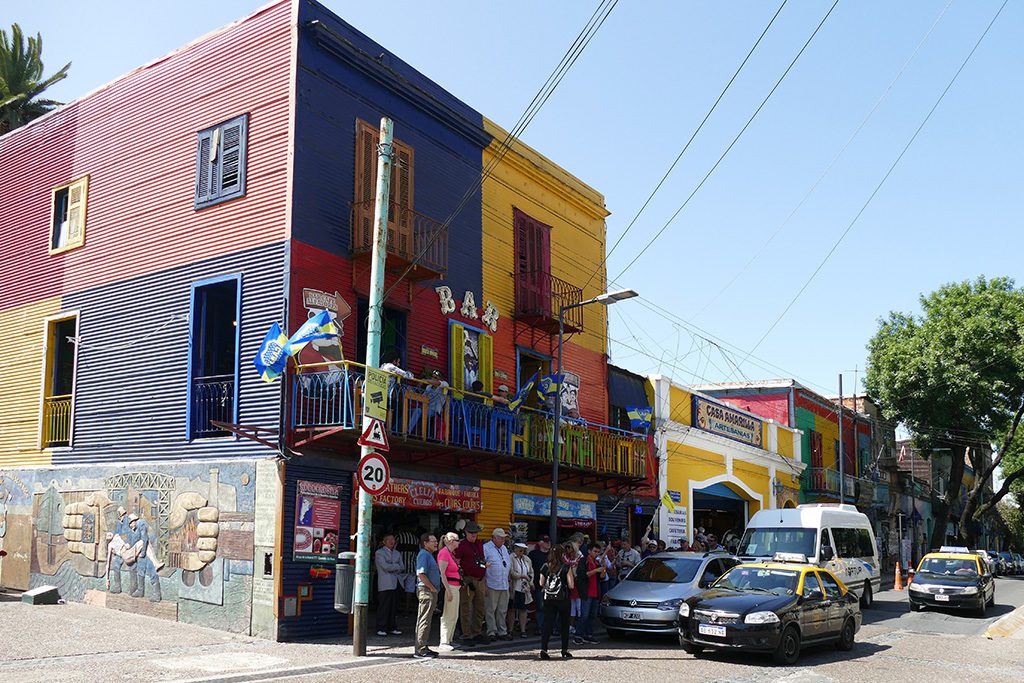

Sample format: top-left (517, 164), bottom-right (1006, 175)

top-left (820, 547), bottom-right (834, 562)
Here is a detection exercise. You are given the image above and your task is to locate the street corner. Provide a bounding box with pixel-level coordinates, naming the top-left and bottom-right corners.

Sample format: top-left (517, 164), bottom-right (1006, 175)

top-left (984, 602), bottom-right (1024, 639)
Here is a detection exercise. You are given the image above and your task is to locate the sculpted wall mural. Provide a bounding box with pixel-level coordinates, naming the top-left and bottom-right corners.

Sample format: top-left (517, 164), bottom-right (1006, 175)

top-left (0, 462), bottom-right (257, 634)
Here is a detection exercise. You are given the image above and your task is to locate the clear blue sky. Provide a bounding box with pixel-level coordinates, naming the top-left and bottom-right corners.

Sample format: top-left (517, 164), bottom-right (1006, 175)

top-left (8, 0), bottom-right (1022, 398)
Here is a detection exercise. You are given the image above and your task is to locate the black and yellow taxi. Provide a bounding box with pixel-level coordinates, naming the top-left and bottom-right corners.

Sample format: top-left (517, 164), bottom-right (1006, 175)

top-left (908, 546), bottom-right (995, 615)
top-left (677, 553), bottom-right (862, 665)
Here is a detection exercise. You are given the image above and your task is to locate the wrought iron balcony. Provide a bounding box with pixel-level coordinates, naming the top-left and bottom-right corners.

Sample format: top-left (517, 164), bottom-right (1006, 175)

top-left (191, 374), bottom-right (235, 437)
top-left (292, 362), bottom-right (648, 483)
top-left (350, 200), bottom-right (447, 280)
top-left (802, 467), bottom-right (865, 502)
top-left (42, 394), bottom-right (71, 447)
top-left (514, 271), bottom-right (584, 333)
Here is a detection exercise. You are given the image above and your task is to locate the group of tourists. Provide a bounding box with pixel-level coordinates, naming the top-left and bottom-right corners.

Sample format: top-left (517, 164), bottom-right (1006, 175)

top-left (377, 522), bottom-right (642, 659)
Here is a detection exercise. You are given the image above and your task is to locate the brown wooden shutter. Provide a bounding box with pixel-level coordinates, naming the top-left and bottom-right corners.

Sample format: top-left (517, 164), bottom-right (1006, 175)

top-left (355, 120), bottom-right (414, 256)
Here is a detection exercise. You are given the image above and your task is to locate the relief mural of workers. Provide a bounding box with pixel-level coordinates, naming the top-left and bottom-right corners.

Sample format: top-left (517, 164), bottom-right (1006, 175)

top-left (107, 508), bottom-right (165, 601)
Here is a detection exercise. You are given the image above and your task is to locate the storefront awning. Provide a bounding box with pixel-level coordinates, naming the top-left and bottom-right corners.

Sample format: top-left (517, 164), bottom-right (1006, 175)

top-left (608, 366), bottom-right (649, 409)
top-left (695, 483), bottom-right (746, 501)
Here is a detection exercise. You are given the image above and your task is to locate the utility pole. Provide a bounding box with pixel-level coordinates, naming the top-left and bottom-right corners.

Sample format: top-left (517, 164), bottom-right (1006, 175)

top-left (838, 373), bottom-right (844, 504)
top-left (352, 117), bottom-right (393, 657)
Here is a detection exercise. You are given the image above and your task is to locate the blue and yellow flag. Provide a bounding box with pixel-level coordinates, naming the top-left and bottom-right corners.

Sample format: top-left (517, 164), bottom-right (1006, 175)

top-left (254, 322), bottom-right (289, 382)
top-left (536, 373), bottom-right (563, 402)
top-left (626, 405), bottom-right (653, 430)
top-left (285, 309), bottom-right (339, 356)
top-left (509, 371), bottom-right (538, 413)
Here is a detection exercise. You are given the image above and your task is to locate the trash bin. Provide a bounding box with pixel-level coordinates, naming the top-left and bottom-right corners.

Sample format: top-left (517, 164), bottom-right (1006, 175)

top-left (334, 551), bottom-right (357, 613)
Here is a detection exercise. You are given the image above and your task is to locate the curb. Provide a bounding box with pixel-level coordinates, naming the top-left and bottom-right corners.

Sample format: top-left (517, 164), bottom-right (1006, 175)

top-left (984, 603), bottom-right (1024, 639)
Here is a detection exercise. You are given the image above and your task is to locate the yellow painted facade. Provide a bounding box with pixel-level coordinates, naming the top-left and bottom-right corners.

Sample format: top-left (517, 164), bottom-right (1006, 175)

top-left (652, 377), bottom-right (804, 545)
top-left (481, 118), bottom-right (609, 356)
top-left (0, 297), bottom-right (63, 467)
top-left (478, 478), bottom-right (597, 537)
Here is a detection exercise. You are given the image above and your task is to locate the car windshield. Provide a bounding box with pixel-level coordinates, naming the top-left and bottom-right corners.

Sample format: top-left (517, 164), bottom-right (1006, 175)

top-left (625, 557), bottom-right (702, 583)
top-left (738, 527), bottom-right (816, 558)
top-left (919, 558), bottom-right (978, 576)
top-left (714, 566), bottom-right (799, 596)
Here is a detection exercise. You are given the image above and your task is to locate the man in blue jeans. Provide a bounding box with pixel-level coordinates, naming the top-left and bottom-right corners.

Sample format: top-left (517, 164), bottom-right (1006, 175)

top-left (527, 535), bottom-right (551, 634)
top-left (575, 543), bottom-right (604, 644)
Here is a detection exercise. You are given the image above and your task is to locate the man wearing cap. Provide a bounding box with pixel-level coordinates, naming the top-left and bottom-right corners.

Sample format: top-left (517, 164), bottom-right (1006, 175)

top-left (483, 528), bottom-right (512, 641)
top-left (616, 539), bottom-right (641, 577)
top-left (127, 513), bottom-right (162, 601)
top-left (454, 521), bottom-right (488, 644)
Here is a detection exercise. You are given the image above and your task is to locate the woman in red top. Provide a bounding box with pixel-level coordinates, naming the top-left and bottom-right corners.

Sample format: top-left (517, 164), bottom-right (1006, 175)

top-left (576, 545), bottom-right (604, 643)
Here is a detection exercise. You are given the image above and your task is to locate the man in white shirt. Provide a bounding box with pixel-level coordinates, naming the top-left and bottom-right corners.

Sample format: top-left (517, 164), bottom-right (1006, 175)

top-left (616, 539), bottom-right (641, 576)
top-left (374, 534), bottom-right (406, 637)
top-left (380, 353), bottom-right (414, 380)
top-left (483, 527), bottom-right (512, 641)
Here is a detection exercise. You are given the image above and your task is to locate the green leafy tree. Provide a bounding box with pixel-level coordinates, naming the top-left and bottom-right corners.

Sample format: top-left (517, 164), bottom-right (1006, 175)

top-left (865, 277), bottom-right (1024, 548)
top-left (0, 24), bottom-right (70, 135)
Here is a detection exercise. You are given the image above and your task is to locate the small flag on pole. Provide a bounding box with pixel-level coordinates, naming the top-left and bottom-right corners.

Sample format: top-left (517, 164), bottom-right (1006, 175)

top-left (285, 309), bottom-right (339, 356)
top-left (509, 371), bottom-right (538, 413)
top-left (626, 406), bottom-right (653, 430)
top-left (254, 322), bottom-right (289, 382)
top-left (536, 373), bottom-right (564, 402)
top-left (660, 491), bottom-right (676, 513)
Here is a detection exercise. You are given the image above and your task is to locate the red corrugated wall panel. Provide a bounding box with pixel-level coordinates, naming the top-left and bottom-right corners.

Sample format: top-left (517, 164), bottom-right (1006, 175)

top-left (0, 0), bottom-right (293, 311)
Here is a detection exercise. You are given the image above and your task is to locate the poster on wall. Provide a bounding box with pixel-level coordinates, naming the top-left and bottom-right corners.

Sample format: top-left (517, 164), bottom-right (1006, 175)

top-left (692, 396), bottom-right (763, 447)
top-left (294, 480), bottom-right (342, 562)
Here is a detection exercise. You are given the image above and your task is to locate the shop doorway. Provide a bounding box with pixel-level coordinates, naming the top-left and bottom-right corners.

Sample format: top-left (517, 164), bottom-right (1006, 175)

top-left (516, 348), bottom-right (550, 409)
top-left (357, 300), bottom-right (407, 366)
top-left (693, 483), bottom-right (749, 547)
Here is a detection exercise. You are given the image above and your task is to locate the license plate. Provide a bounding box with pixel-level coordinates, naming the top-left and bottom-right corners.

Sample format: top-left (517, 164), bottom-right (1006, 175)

top-left (621, 610), bottom-right (642, 621)
top-left (935, 594), bottom-right (950, 602)
top-left (698, 624), bottom-right (727, 637)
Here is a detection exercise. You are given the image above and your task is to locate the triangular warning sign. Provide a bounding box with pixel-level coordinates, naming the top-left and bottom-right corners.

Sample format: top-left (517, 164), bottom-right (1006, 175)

top-left (357, 417), bottom-right (390, 451)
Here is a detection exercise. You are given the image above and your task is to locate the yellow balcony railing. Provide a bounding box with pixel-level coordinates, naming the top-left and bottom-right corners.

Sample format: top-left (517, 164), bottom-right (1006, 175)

top-left (43, 394), bottom-right (72, 447)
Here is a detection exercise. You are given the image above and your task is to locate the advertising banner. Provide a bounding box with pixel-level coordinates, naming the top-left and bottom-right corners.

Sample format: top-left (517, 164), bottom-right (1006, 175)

top-left (293, 480), bottom-right (342, 562)
top-left (513, 493), bottom-right (596, 520)
top-left (369, 477), bottom-right (482, 513)
top-left (692, 396), bottom-right (763, 448)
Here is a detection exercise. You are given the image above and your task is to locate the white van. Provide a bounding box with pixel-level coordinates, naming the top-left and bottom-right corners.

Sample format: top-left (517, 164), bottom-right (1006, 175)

top-left (737, 503), bottom-right (881, 608)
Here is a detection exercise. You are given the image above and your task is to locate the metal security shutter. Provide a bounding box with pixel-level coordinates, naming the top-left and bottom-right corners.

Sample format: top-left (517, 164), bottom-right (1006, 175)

top-left (597, 495), bottom-right (629, 541)
top-left (478, 485), bottom-right (512, 537)
top-left (279, 458), bottom-right (354, 642)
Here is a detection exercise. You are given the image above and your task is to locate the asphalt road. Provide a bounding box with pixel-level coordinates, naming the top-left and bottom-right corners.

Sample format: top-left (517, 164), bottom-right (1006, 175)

top-left (3, 577), bottom-right (1024, 682)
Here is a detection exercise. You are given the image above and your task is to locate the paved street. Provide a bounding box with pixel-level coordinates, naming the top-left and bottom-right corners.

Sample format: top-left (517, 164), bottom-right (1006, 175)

top-left (4, 577), bottom-right (1024, 682)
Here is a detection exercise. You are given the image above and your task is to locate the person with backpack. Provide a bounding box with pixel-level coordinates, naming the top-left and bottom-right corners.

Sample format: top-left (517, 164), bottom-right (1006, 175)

top-left (538, 543), bottom-right (576, 660)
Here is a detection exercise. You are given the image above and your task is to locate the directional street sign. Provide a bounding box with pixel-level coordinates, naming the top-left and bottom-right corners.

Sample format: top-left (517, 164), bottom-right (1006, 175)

top-left (363, 367), bottom-right (389, 422)
top-left (356, 451), bottom-right (390, 496)
top-left (357, 417), bottom-right (390, 452)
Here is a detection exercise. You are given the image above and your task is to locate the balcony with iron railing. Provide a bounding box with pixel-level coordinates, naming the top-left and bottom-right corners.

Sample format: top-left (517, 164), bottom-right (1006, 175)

top-left (350, 200), bottom-right (447, 280)
top-left (513, 270), bottom-right (584, 334)
top-left (292, 361), bottom-right (648, 486)
top-left (42, 394), bottom-right (72, 447)
top-left (191, 374), bottom-right (235, 437)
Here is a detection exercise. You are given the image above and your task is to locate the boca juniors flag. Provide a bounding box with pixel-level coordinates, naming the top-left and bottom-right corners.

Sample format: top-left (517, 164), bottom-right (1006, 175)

top-left (626, 406), bottom-right (653, 430)
top-left (254, 322), bottom-right (289, 382)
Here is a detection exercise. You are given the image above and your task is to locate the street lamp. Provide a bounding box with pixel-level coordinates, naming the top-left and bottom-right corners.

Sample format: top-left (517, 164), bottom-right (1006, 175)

top-left (549, 289), bottom-right (639, 543)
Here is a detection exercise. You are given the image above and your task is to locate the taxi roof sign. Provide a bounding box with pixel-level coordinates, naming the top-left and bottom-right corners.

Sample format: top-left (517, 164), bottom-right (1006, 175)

top-left (772, 552), bottom-right (809, 564)
top-left (939, 546), bottom-right (971, 554)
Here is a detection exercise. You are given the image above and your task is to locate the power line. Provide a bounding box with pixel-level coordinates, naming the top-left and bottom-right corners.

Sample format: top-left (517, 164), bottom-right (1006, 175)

top-left (739, 0), bottom-right (1010, 366)
top-left (611, 0), bottom-right (841, 283)
top-left (380, 0), bottom-right (619, 302)
top-left (691, 0), bottom-right (955, 321)
top-left (581, 0), bottom-right (790, 293)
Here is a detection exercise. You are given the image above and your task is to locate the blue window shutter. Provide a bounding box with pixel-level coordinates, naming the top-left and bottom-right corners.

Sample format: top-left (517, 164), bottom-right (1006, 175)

top-left (218, 114), bottom-right (248, 198)
top-left (195, 129), bottom-right (216, 207)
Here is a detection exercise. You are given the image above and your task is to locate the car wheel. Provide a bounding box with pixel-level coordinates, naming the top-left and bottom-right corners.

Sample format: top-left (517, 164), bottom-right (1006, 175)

top-left (836, 618), bottom-right (855, 651)
top-left (988, 588), bottom-right (995, 607)
top-left (773, 625), bottom-right (801, 665)
top-left (679, 636), bottom-right (703, 656)
top-left (860, 581), bottom-right (873, 609)
top-left (977, 600), bottom-right (987, 617)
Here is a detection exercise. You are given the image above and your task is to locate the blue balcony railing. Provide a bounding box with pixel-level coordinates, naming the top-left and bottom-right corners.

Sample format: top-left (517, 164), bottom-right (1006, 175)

top-left (292, 361), bottom-right (648, 479)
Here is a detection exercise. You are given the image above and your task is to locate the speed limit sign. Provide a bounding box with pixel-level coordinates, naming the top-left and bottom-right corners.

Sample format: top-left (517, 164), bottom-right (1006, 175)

top-left (356, 452), bottom-right (390, 495)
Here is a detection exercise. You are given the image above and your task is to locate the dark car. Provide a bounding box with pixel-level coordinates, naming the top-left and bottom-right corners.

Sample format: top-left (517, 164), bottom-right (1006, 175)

top-left (677, 558), bottom-right (862, 665)
top-left (908, 549), bottom-right (995, 615)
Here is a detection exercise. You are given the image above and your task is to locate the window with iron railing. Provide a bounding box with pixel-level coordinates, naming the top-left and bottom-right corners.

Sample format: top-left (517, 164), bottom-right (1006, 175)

top-left (42, 315), bottom-right (77, 447)
top-left (188, 276), bottom-right (240, 438)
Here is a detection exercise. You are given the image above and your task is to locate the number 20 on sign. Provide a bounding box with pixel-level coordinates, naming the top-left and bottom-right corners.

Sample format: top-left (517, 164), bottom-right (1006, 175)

top-left (357, 452), bottom-right (390, 496)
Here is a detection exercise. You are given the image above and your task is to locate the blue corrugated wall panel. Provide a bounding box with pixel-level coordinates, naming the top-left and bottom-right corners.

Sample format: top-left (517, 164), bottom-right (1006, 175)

top-left (59, 241), bottom-right (286, 464)
top-left (292, 0), bottom-right (489, 298)
top-left (279, 452), bottom-right (354, 641)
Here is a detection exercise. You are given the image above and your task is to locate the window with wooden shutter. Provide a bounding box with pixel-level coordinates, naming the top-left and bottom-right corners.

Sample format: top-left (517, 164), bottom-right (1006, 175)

top-left (449, 322), bottom-right (492, 394)
top-left (810, 430), bottom-right (823, 468)
top-left (353, 119), bottom-right (414, 256)
top-left (49, 176), bottom-right (89, 254)
top-left (513, 208), bottom-right (552, 316)
top-left (195, 114), bottom-right (248, 209)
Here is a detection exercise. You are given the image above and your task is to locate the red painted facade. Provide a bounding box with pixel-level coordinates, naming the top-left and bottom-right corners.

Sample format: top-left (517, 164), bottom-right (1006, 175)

top-left (0, 0), bottom-right (293, 311)
top-left (723, 393), bottom-right (789, 426)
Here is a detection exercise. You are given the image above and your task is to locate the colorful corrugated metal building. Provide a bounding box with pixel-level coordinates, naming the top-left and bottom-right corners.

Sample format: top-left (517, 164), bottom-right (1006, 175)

top-left (0, 0), bottom-right (650, 640)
